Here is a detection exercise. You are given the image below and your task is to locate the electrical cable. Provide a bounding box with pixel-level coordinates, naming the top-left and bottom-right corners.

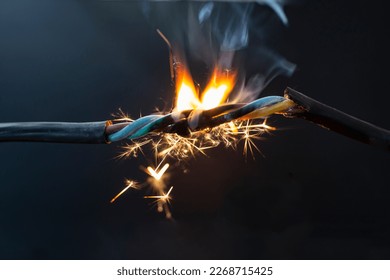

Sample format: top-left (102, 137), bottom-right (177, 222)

top-left (284, 88), bottom-right (390, 151)
top-left (0, 121), bottom-right (108, 144)
top-left (1, 88), bottom-right (389, 151)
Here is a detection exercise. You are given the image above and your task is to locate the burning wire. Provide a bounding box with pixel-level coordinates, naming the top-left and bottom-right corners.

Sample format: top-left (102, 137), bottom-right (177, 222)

top-left (2, 2), bottom-right (388, 218)
top-left (106, 96), bottom-right (294, 141)
top-left (0, 96), bottom-right (294, 144)
top-left (1, 88), bottom-right (389, 217)
top-left (2, 92), bottom-right (388, 150)
top-left (1, 29), bottom-right (389, 218)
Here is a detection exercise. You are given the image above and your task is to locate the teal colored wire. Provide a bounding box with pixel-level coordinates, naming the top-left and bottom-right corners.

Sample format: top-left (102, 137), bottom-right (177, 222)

top-left (128, 115), bottom-right (173, 139)
top-left (108, 115), bottom-right (162, 142)
top-left (108, 96), bottom-right (290, 142)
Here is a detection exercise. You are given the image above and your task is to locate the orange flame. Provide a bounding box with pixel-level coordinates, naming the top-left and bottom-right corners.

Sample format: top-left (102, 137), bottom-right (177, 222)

top-left (175, 66), bottom-right (236, 111)
top-left (175, 69), bottom-right (200, 111)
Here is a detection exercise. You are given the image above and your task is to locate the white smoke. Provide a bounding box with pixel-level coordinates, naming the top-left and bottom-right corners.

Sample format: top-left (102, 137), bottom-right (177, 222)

top-left (137, 0), bottom-right (296, 101)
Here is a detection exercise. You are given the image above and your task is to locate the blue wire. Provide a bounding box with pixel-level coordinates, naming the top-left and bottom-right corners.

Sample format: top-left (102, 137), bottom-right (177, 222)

top-left (109, 96), bottom-right (290, 142)
top-left (128, 115), bottom-right (173, 139)
top-left (108, 115), bottom-right (162, 142)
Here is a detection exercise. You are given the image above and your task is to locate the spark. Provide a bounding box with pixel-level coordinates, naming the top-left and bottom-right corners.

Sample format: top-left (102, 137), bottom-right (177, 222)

top-left (118, 138), bottom-right (152, 159)
top-left (241, 121), bottom-right (263, 159)
top-left (228, 121), bottom-right (238, 134)
top-left (110, 180), bottom-right (138, 203)
top-left (260, 118), bottom-right (276, 131)
top-left (112, 108), bottom-right (133, 122)
top-left (143, 163), bottom-right (173, 218)
top-left (146, 163), bottom-right (170, 181)
top-left (116, 117), bottom-right (275, 216)
top-left (144, 186), bottom-right (173, 201)
top-left (234, 119), bottom-right (275, 159)
top-left (156, 132), bottom-right (212, 159)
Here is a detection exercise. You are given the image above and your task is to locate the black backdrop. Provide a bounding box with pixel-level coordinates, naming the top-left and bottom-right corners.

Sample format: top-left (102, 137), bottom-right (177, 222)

top-left (0, 0), bottom-right (389, 259)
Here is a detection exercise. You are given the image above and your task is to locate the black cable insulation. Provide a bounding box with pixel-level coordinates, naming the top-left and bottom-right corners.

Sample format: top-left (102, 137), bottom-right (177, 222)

top-left (284, 87), bottom-right (390, 151)
top-left (0, 122), bottom-right (108, 144)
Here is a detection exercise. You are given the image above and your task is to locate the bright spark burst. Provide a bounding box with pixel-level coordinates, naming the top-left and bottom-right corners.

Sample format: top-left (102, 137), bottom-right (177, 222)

top-left (144, 186), bottom-right (173, 219)
top-left (147, 163), bottom-right (170, 181)
top-left (235, 119), bottom-right (275, 159)
top-left (118, 139), bottom-right (152, 159)
top-left (112, 117), bottom-right (275, 217)
top-left (144, 165), bottom-right (173, 219)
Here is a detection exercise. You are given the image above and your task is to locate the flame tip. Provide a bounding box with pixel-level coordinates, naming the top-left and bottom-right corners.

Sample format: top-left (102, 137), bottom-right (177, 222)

top-left (175, 66), bottom-right (236, 112)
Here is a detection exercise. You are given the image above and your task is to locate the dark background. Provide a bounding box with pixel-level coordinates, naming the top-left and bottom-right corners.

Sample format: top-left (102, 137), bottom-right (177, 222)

top-left (0, 0), bottom-right (389, 259)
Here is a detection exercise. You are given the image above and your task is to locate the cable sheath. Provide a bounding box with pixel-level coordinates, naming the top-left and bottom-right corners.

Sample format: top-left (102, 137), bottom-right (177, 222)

top-left (284, 87), bottom-right (390, 151)
top-left (0, 122), bottom-right (108, 144)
